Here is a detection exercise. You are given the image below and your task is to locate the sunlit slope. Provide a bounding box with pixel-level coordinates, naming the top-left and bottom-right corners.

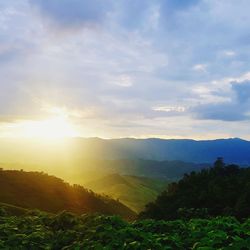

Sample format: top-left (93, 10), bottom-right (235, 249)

top-left (85, 174), bottom-right (168, 213)
top-left (0, 169), bottom-right (135, 219)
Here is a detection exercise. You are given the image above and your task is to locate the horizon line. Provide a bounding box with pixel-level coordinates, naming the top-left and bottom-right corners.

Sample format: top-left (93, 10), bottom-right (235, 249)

top-left (0, 136), bottom-right (248, 142)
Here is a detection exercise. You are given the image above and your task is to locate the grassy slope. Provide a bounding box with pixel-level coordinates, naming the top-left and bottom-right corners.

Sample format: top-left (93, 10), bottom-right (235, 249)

top-left (85, 174), bottom-right (168, 213)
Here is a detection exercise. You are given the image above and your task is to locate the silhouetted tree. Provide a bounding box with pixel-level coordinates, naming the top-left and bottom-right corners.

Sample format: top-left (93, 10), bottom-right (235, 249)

top-left (214, 157), bottom-right (225, 169)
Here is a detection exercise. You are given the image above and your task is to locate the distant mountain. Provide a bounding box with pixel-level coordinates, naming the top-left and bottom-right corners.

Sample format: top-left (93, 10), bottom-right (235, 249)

top-left (84, 174), bottom-right (168, 213)
top-left (70, 137), bottom-right (250, 164)
top-left (1, 137), bottom-right (250, 166)
top-left (0, 137), bottom-right (249, 184)
top-left (0, 169), bottom-right (135, 219)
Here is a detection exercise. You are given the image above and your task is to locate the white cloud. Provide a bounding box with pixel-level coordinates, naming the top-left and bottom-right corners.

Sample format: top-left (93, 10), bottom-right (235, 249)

top-left (192, 64), bottom-right (207, 73)
top-left (152, 106), bottom-right (186, 112)
top-left (109, 74), bottom-right (133, 87)
top-left (223, 50), bottom-right (236, 57)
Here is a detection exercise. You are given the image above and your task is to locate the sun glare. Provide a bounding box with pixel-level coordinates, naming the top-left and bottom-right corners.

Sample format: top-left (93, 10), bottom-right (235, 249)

top-left (23, 117), bottom-right (78, 138)
top-left (0, 106), bottom-right (81, 139)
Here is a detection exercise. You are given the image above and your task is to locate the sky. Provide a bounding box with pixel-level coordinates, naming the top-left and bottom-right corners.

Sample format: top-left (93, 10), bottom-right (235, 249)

top-left (0, 0), bottom-right (250, 139)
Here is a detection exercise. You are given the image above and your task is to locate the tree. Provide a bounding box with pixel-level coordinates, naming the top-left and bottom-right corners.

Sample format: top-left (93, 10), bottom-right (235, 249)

top-left (214, 157), bottom-right (225, 169)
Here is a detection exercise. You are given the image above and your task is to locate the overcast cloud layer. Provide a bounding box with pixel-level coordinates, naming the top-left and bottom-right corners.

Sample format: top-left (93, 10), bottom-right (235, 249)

top-left (0, 0), bottom-right (250, 139)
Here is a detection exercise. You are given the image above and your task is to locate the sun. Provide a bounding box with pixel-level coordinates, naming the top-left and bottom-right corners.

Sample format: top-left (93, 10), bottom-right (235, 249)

top-left (22, 117), bottom-right (78, 138)
top-left (0, 106), bottom-right (81, 139)
top-left (6, 115), bottom-right (79, 140)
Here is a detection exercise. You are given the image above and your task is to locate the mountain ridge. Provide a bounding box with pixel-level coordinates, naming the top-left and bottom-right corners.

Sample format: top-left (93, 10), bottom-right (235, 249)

top-left (1, 137), bottom-right (250, 165)
top-left (69, 137), bottom-right (250, 164)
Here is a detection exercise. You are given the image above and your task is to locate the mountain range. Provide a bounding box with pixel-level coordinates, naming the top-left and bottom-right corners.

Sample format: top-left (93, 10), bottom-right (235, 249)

top-left (0, 137), bottom-right (249, 185)
top-left (70, 137), bottom-right (250, 164)
top-left (1, 137), bottom-right (250, 164)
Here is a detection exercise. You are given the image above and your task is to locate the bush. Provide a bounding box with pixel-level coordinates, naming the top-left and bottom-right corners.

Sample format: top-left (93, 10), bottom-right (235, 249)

top-left (0, 210), bottom-right (249, 249)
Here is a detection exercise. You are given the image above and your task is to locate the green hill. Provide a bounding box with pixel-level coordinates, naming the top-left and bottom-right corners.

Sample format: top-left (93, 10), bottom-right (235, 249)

top-left (0, 169), bottom-right (135, 219)
top-left (140, 158), bottom-right (250, 220)
top-left (84, 174), bottom-right (168, 213)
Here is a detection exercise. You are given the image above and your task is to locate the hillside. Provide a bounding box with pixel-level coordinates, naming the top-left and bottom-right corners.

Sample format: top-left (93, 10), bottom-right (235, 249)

top-left (84, 174), bottom-right (168, 213)
top-left (140, 158), bottom-right (250, 220)
top-left (0, 169), bottom-right (135, 219)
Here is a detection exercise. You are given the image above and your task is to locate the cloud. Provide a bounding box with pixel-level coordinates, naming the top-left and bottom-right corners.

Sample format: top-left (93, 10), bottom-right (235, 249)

top-left (194, 103), bottom-right (248, 121)
top-left (193, 80), bottom-right (250, 121)
top-left (29, 0), bottom-right (113, 28)
top-left (192, 64), bottom-right (207, 72)
top-left (1, 0), bottom-right (250, 139)
top-left (152, 106), bottom-right (186, 112)
top-left (161, 0), bottom-right (200, 10)
top-left (232, 80), bottom-right (250, 103)
top-left (223, 50), bottom-right (236, 57)
top-left (108, 74), bottom-right (133, 87)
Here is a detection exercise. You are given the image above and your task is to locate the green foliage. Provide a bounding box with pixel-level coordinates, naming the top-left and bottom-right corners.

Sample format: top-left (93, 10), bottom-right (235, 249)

top-left (0, 207), bottom-right (7, 216)
top-left (140, 161), bottom-right (250, 220)
top-left (177, 208), bottom-right (209, 219)
top-left (0, 210), bottom-right (249, 249)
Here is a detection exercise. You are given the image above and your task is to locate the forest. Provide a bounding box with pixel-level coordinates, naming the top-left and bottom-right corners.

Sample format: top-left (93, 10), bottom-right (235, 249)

top-left (140, 158), bottom-right (250, 220)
